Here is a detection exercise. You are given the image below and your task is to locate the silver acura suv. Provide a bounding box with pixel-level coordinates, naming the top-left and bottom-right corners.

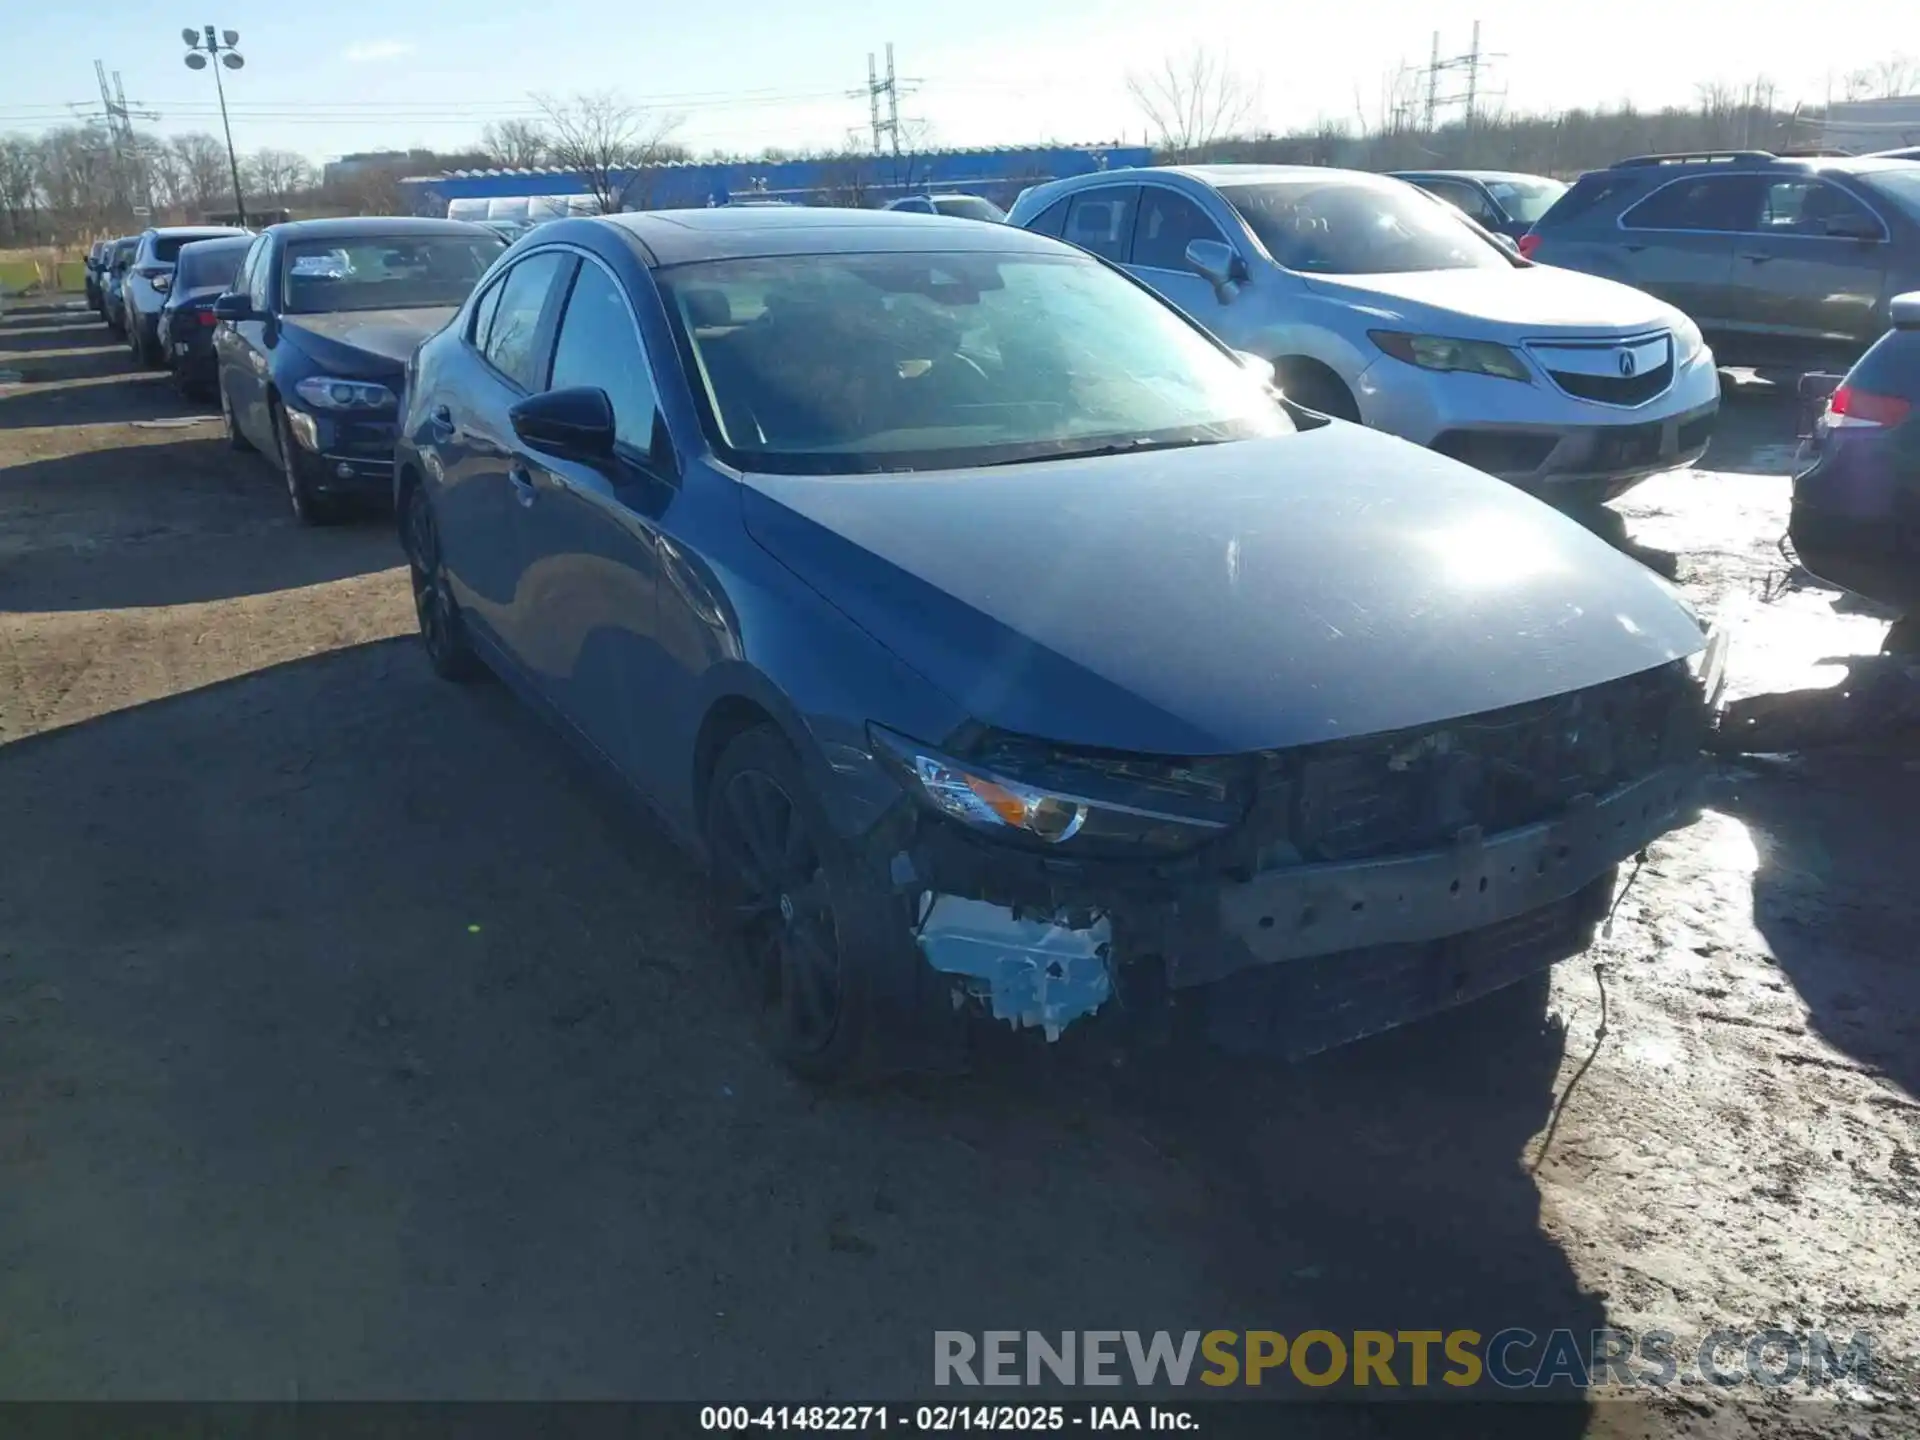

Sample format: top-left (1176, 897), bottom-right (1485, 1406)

top-left (1008, 164), bottom-right (1720, 505)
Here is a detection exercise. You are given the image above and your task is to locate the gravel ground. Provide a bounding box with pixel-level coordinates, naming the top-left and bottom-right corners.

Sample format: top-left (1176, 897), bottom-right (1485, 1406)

top-left (2, 298), bottom-right (1917, 1436)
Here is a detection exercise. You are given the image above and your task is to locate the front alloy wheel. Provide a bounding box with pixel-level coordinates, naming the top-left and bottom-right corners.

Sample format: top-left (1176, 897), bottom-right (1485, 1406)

top-left (274, 405), bottom-right (333, 526)
top-left (707, 726), bottom-right (889, 1081)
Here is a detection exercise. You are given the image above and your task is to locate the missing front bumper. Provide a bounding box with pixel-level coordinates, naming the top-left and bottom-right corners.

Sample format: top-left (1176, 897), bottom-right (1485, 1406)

top-left (899, 761), bottom-right (1703, 1049)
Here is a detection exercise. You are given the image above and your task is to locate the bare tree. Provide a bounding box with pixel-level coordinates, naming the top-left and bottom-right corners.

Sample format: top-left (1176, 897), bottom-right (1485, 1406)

top-left (244, 148), bottom-right (316, 203)
top-left (171, 133), bottom-right (231, 213)
top-left (480, 119), bottom-right (549, 169)
top-left (0, 135), bottom-right (42, 244)
top-left (817, 152), bottom-right (876, 208)
top-left (1126, 49), bottom-right (1256, 161)
top-left (533, 91), bottom-right (684, 213)
top-left (1873, 56), bottom-right (1919, 99)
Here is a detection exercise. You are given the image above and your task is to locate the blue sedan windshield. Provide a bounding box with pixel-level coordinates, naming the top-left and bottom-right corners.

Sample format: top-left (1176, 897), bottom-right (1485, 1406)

top-left (658, 250), bottom-right (1289, 474)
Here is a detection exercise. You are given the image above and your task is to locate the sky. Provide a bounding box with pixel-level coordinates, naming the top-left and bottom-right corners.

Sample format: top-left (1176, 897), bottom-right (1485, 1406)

top-left (0, 0), bottom-right (1908, 164)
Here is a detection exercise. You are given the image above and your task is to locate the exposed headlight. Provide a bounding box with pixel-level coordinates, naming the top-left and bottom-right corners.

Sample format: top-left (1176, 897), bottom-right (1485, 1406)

top-left (1670, 313), bottom-right (1707, 366)
top-left (870, 725), bottom-right (1239, 856)
top-left (295, 376), bottom-right (397, 411)
top-left (1368, 331), bottom-right (1532, 382)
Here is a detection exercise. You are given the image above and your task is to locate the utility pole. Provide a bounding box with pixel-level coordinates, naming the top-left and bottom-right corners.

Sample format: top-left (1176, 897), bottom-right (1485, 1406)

top-left (1463, 19), bottom-right (1482, 125)
top-left (886, 43), bottom-right (901, 159)
top-left (86, 60), bottom-right (159, 218)
top-left (854, 43), bottom-right (918, 158)
top-left (1424, 33), bottom-right (1440, 132)
top-left (867, 52), bottom-right (883, 156)
top-left (182, 25), bottom-right (247, 226)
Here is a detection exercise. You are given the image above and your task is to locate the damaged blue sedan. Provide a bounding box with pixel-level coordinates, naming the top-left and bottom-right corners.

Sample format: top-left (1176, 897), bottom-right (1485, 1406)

top-left (396, 207), bottom-right (1725, 1080)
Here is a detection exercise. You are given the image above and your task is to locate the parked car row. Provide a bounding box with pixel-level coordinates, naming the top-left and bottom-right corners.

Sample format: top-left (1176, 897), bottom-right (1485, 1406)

top-left (95, 179), bottom-right (1915, 1080)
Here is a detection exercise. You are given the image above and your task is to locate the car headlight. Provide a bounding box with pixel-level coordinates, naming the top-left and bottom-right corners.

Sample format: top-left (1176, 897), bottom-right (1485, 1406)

top-left (295, 376), bottom-right (398, 411)
top-left (870, 725), bottom-right (1240, 856)
top-left (1671, 313), bottom-right (1707, 366)
top-left (1368, 331), bottom-right (1532, 382)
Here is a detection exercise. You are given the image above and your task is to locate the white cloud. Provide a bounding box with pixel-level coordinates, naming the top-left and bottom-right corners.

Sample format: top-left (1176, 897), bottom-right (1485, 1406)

top-left (343, 39), bottom-right (414, 63)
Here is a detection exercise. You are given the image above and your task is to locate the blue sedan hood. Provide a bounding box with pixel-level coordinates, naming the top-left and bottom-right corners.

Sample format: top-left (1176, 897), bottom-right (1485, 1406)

top-left (740, 426), bottom-right (1707, 756)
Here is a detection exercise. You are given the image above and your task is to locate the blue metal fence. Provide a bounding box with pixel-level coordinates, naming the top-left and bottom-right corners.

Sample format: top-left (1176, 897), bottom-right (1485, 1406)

top-left (399, 144), bottom-right (1152, 216)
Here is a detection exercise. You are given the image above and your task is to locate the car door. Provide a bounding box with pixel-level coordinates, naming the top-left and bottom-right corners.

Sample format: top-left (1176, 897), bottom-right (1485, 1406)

top-left (510, 253), bottom-right (676, 793)
top-left (1124, 185), bottom-right (1243, 330)
top-left (439, 248), bottom-right (576, 673)
top-left (1616, 173), bottom-right (1764, 332)
top-left (1736, 177), bottom-right (1890, 351)
top-left (221, 236), bottom-right (275, 449)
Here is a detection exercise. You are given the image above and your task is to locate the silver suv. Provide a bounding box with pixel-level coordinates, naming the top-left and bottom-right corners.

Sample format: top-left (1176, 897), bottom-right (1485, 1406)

top-left (1008, 165), bottom-right (1721, 505)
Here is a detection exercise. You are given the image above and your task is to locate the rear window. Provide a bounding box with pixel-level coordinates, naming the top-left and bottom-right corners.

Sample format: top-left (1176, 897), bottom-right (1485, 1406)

top-left (152, 232), bottom-right (241, 264)
top-left (1857, 166), bottom-right (1920, 224)
top-left (932, 196), bottom-right (1006, 223)
top-left (176, 243), bottom-right (249, 291)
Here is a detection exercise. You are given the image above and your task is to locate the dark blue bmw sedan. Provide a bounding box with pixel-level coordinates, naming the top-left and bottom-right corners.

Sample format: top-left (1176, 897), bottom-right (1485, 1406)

top-left (397, 208), bottom-right (1722, 1080)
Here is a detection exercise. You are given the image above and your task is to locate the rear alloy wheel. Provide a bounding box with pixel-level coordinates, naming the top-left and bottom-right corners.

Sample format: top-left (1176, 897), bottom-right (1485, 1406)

top-left (706, 726), bottom-right (885, 1082)
top-left (274, 403), bottom-right (336, 527)
top-left (219, 377), bottom-right (253, 452)
top-left (404, 484), bottom-right (480, 681)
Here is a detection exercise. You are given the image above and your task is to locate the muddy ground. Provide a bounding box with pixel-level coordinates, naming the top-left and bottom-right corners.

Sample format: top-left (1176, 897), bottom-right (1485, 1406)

top-left (2, 298), bottom-right (1917, 1436)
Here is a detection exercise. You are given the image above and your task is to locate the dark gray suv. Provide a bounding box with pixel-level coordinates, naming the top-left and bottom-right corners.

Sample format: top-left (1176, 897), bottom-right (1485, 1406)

top-left (1524, 151), bottom-right (1920, 368)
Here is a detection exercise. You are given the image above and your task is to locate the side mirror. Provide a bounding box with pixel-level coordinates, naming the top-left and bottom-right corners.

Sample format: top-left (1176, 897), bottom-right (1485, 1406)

top-left (1233, 351), bottom-right (1275, 386)
top-left (1185, 238), bottom-right (1248, 297)
top-left (510, 386), bottom-right (615, 462)
top-left (1825, 212), bottom-right (1881, 241)
top-left (212, 291), bottom-right (252, 321)
top-left (1492, 232), bottom-right (1521, 257)
top-left (1890, 291), bottom-right (1920, 330)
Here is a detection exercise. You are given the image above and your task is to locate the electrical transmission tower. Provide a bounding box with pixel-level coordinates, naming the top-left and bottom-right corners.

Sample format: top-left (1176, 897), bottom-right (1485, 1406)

top-left (1416, 22), bottom-right (1505, 130)
top-left (76, 60), bottom-right (160, 215)
top-left (855, 44), bottom-right (919, 156)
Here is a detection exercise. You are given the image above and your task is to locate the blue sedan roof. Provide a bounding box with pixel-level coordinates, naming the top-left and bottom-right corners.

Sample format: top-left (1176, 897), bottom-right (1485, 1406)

top-left (265, 215), bottom-right (502, 243)
top-left (594, 206), bottom-right (1066, 266)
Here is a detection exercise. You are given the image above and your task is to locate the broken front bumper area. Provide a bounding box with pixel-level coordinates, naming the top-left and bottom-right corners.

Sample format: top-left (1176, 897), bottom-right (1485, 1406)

top-left (899, 761), bottom-right (1704, 1059)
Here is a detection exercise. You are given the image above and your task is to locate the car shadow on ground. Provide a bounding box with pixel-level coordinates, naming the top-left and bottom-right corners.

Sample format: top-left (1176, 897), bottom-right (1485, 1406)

top-left (0, 436), bottom-right (399, 611)
top-left (1717, 746), bottom-right (1920, 1105)
top-left (0, 638), bottom-right (1600, 1426)
top-left (1693, 383), bottom-right (1805, 478)
top-left (1, 307), bottom-right (203, 431)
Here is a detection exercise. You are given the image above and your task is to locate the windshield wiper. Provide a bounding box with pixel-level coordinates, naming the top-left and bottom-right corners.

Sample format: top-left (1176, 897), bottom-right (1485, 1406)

top-left (980, 436), bottom-right (1225, 467)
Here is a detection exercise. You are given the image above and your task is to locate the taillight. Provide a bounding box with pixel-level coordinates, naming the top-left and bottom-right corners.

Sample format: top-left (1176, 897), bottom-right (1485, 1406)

top-left (197, 309), bottom-right (219, 327)
top-left (1828, 384), bottom-right (1911, 429)
top-left (1517, 233), bottom-right (1542, 260)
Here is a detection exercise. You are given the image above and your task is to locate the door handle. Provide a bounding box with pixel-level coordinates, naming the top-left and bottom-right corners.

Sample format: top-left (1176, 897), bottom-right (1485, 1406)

top-left (508, 464), bottom-right (537, 508)
top-left (428, 404), bottom-right (456, 441)
top-left (1738, 251), bottom-right (1774, 264)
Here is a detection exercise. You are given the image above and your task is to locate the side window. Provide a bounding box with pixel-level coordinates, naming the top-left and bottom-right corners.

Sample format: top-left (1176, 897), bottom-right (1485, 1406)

top-left (1063, 187), bottom-right (1140, 262)
top-left (1026, 197), bottom-right (1071, 239)
top-left (1421, 179), bottom-right (1500, 228)
top-left (482, 251), bottom-right (571, 391)
top-left (548, 260), bottom-right (662, 461)
top-left (1130, 188), bottom-right (1226, 271)
top-left (246, 239), bottom-right (272, 310)
top-left (1760, 180), bottom-right (1883, 238)
top-left (233, 237), bottom-right (265, 298)
top-left (1622, 175), bottom-right (1766, 233)
top-left (470, 274), bottom-right (505, 349)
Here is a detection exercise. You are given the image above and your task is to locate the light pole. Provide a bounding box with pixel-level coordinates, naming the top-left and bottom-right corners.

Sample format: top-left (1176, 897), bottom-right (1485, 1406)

top-left (182, 25), bottom-right (246, 225)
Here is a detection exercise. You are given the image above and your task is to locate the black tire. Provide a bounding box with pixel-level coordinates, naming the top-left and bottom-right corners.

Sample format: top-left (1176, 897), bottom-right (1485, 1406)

top-left (1274, 359), bottom-right (1361, 422)
top-left (1884, 616), bottom-right (1920, 657)
top-left (403, 483), bottom-right (481, 682)
top-left (705, 725), bottom-right (902, 1083)
top-left (273, 402), bottom-right (337, 526)
top-left (219, 374), bottom-right (254, 452)
top-left (130, 320), bottom-right (161, 370)
top-left (104, 311), bottom-right (124, 339)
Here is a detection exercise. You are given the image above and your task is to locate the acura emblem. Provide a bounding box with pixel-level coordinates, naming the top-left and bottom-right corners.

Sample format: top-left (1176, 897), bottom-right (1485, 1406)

top-left (1618, 350), bottom-right (1637, 377)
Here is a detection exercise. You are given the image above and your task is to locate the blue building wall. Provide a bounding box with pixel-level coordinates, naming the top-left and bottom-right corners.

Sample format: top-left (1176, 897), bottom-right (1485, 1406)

top-left (399, 144), bottom-right (1152, 216)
